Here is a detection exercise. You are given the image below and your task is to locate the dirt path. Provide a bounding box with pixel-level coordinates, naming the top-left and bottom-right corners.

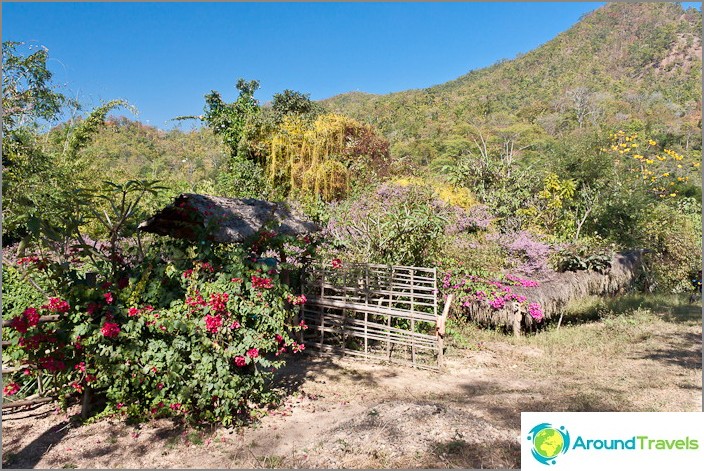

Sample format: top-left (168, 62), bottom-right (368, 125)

top-left (2, 309), bottom-right (701, 469)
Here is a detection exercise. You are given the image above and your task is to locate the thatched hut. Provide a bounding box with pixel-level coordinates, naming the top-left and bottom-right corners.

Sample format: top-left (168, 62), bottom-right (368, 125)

top-left (138, 193), bottom-right (319, 243)
top-left (458, 250), bottom-right (645, 335)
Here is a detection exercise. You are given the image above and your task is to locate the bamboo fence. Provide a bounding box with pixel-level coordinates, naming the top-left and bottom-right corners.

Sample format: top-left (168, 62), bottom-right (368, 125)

top-left (302, 263), bottom-right (449, 370)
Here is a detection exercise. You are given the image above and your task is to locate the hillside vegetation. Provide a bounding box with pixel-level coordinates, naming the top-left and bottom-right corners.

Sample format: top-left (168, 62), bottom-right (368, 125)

top-left (1, 2), bottom-right (701, 429)
top-left (324, 3), bottom-right (702, 170)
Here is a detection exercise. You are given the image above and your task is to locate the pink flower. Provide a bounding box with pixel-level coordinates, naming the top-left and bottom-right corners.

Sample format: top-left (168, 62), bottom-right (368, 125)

top-left (116, 402), bottom-right (124, 410)
top-left (229, 321), bottom-right (241, 329)
top-left (234, 356), bottom-right (246, 367)
top-left (331, 258), bottom-right (343, 269)
top-left (488, 297), bottom-right (505, 310)
top-left (287, 294), bottom-right (307, 306)
top-left (230, 277), bottom-right (243, 283)
top-left (528, 302), bottom-right (544, 322)
top-left (246, 348), bottom-right (259, 359)
top-left (101, 322), bottom-right (120, 338)
top-left (170, 403), bottom-right (181, 411)
top-left (204, 314), bottom-right (222, 334)
top-left (103, 292), bottom-right (114, 304)
top-left (128, 307), bottom-right (140, 317)
top-left (3, 383), bottom-right (20, 396)
top-left (75, 362), bottom-right (86, 373)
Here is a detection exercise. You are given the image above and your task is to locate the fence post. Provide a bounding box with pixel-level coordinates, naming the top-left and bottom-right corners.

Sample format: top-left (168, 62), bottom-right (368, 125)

top-left (437, 294), bottom-right (453, 369)
top-left (512, 301), bottom-right (522, 337)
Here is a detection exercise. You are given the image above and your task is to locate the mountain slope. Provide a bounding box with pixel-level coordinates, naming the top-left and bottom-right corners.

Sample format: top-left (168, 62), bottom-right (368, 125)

top-left (322, 3), bottom-right (702, 165)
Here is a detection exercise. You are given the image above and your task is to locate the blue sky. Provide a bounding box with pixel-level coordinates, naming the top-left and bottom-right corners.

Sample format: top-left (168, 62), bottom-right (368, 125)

top-left (2, 2), bottom-right (701, 129)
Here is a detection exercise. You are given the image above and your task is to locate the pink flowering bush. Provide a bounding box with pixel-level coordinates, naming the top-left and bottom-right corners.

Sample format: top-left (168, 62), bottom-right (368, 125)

top-left (441, 269), bottom-right (544, 323)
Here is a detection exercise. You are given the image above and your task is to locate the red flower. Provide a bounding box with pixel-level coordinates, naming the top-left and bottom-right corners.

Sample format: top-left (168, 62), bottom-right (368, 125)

top-left (182, 269), bottom-right (194, 278)
top-left (71, 381), bottom-right (84, 393)
top-left (9, 316), bottom-right (29, 333)
top-left (117, 277), bottom-right (129, 290)
top-left (86, 302), bottom-right (99, 315)
top-left (230, 277), bottom-right (243, 283)
top-left (299, 319), bottom-right (309, 330)
top-left (275, 334), bottom-right (284, 344)
top-left (208, 293), bottom-right (229, 313)
top-left (38, 357), bottom-right (66, 372)
top-left (186, 294), bottom-right (206, 307)
top-left (229, 321), bottom-right (241, 329)
top-left (170, 403), bottom-right (181, 411)
top-left (45, 297), bottom-right (70, 313)
top-left (286, 294), bottom-right (307, 306)
top-left (3, 383), bottom-right (20, 396)
top-left (157, 383), bottom-right (164, 390)
top-left (128, 307), bottom-right (140, 317)
top-left (23, 308), bottom-right (40, 327)
top-left (331, 258), bottom-right (343, 269)
top-left (103, 292), bottom-right (114, 304)
top-left (101, 322), bottom-right (120, 338)
top-left (234, 356), bottom-right (246, 367)
top-left (246, 348), bottom-right (259, 359)
top-left (85, 374), bottom-right (96, 383)
top-left (75, 362), bottom-right (86, 373)
top-left (251, 275), bottom-right (273, 289)
top-left (204, 314), bottom-right (222, 334)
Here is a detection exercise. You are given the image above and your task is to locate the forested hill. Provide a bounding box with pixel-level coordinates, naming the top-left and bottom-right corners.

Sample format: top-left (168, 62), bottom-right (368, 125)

top-left (322, 2), bottom-right (702, 168)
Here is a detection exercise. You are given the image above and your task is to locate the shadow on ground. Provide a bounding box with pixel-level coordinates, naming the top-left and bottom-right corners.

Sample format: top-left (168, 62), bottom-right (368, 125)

top-left (2, 420), bottom-right (72, 469)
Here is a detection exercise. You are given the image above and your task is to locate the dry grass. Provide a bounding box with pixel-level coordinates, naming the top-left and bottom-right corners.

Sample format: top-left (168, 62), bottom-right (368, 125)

top-left (2, 293), bottom-right (700, 469)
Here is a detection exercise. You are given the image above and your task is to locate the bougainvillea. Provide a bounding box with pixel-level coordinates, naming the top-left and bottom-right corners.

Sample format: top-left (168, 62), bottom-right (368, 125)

top-left (441, 269), bottom-right (543, 322)
top-left (2, 230), bottom-right (315, 426)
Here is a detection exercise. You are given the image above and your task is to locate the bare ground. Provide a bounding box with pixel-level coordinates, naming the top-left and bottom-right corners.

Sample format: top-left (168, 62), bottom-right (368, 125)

top-left (2, 301), bottom-right (701, 469)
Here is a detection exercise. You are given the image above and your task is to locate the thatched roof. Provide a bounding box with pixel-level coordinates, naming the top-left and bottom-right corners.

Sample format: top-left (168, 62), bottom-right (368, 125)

top-left (138, 193), bottom-right (319, 243)
top-left (457, 250), bottom-right (645, 329)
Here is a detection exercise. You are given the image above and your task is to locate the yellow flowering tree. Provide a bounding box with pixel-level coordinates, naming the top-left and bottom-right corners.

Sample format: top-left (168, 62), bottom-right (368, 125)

top-left (604, 130), bottom-right (699, 200)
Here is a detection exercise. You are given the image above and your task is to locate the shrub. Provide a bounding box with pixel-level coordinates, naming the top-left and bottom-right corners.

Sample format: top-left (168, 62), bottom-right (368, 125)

top-left (2, 236), bottom-right (311, 426)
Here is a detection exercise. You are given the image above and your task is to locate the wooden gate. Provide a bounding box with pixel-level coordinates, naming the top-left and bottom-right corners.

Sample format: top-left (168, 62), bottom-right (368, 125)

top-left (301, 263), bottom-right (448, 370)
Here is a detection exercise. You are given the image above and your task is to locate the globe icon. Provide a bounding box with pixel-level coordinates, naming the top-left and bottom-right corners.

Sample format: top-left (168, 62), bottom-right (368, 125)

top-left (533, 428), bottom-right (564, 459)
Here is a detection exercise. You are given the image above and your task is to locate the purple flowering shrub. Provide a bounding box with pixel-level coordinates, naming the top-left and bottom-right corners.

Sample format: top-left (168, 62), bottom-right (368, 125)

top-left (488, 230), bottom-right (555, 278)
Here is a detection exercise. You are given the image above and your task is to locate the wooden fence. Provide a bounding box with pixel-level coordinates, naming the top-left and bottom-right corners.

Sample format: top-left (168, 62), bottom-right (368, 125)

top-left (301, 263), bottom-right (450, 370)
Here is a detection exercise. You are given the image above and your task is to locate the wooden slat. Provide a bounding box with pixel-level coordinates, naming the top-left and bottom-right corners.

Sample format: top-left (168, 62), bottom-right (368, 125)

top-left (2, 396), bottom-right (53, 409)
top-left (2, 315), bottom-right (60, 328)
top-left (305, 297), bottom-right (437, 322)
top-left (2, 365), bottom-right (30, 374)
